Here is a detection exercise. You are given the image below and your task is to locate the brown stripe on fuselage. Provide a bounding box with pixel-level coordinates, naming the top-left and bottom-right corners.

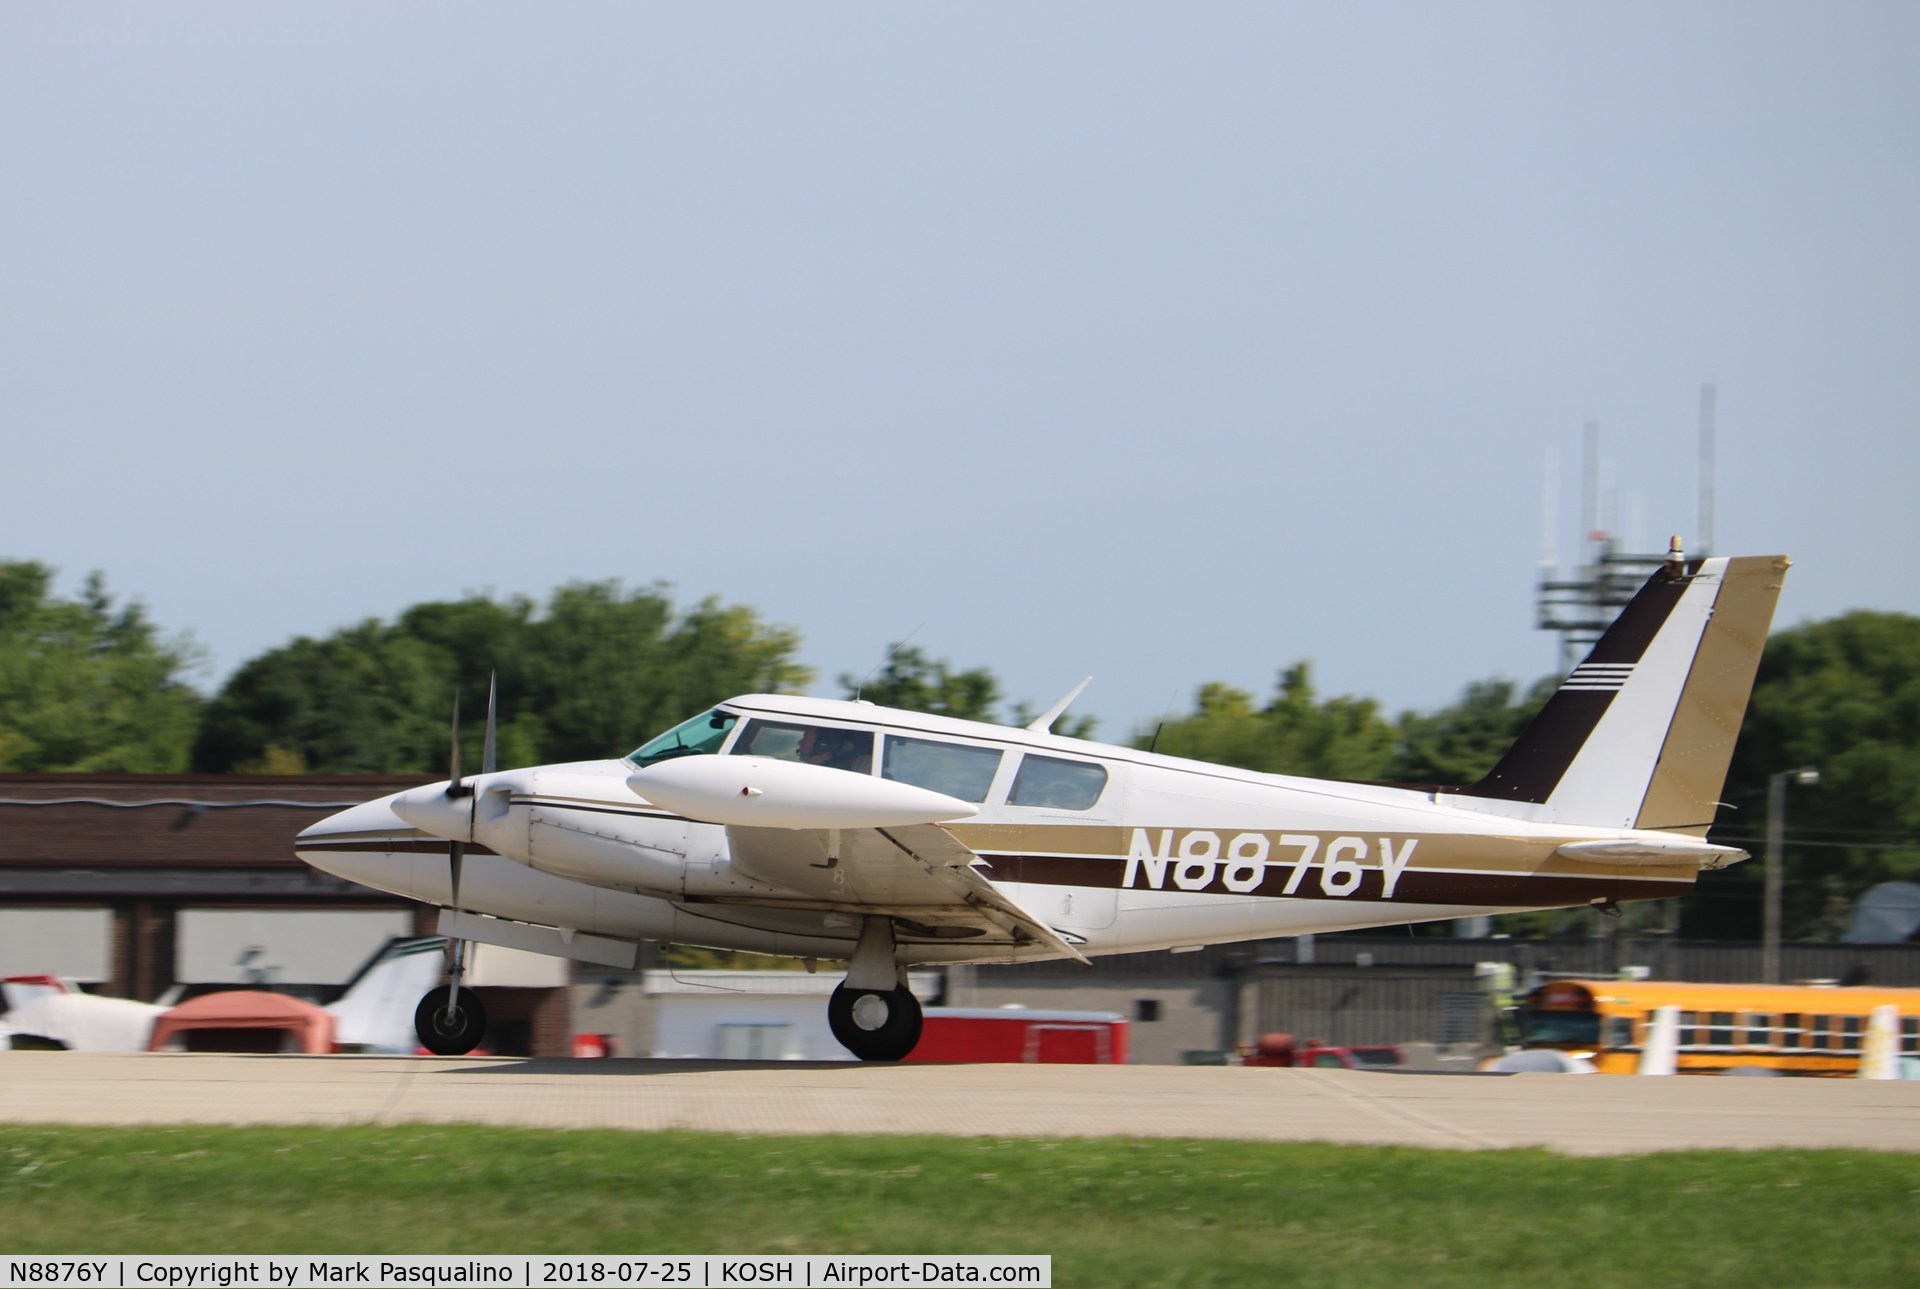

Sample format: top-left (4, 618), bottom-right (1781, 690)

top-left (296, 838), bottom-right (501, 857)
top-left (989, 850), bottom-right (1690, 906)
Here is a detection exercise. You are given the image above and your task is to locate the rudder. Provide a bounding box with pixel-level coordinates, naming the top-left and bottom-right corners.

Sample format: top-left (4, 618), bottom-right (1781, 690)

top-left (1632, 555), bottom-right (1790, 833)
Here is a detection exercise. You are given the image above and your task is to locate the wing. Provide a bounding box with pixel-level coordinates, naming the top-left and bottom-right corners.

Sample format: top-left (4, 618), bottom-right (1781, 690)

top-left (626, 756), bottom-right (1087, 961)
top-left (716, 823), bottom-right (1089, 963)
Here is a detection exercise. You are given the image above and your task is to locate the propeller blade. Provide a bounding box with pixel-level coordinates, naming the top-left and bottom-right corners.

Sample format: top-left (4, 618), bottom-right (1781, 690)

top-left (481, 672), bottom-right (498, 776)
top-left (446, 691), bottom-right (464, 797)
top-left (445, 686), bottom-right (470, 910)
top-left (442, 686), bottom-right (473, 1019)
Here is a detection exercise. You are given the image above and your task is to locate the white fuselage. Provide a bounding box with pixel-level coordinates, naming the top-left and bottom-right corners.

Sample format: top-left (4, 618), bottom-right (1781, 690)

top-left (296, 694), bottom-right (1704, 969)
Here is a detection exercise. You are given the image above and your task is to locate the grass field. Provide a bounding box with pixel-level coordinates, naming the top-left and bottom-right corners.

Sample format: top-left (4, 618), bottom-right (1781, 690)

top-left (1, 1125), bottom-right (1916, 1287)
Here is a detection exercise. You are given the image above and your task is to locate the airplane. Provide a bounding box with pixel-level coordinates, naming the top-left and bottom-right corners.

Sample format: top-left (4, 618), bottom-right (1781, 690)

top-left (295, 543), bottom-right (1789, 1061)
top-left (0, 938), bottom-right (452, 1053)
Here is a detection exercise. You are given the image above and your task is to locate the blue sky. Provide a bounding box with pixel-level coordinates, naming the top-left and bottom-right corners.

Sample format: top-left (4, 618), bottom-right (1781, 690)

top-left (4, 3), bottom-right (1915, 739)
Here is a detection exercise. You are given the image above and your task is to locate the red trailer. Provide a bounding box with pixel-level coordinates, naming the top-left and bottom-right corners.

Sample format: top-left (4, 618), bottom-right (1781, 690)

top-left (904, 1007), bottom-right (1128, 1064)
top-left (1239, 1032), bottom-right (1405, 1069)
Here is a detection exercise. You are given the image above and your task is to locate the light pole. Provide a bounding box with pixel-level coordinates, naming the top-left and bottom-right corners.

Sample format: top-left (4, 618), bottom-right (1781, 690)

top-left (1762, 767), bottom-right (1819, 984)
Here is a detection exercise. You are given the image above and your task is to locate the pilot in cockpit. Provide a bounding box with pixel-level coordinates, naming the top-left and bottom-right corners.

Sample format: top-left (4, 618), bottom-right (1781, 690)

top-left (796, 727), bottom-right (870, 773)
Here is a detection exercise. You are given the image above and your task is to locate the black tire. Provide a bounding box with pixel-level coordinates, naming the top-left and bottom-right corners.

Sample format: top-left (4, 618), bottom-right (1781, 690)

top-left (415, 985), bottom-right (488, 1056)
top-left (827, 983), bottom-right (923, 1061)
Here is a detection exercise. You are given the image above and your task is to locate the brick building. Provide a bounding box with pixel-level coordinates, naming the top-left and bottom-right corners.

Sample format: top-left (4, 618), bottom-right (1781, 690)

top-left (0, 773), bottom-right (572, 1056)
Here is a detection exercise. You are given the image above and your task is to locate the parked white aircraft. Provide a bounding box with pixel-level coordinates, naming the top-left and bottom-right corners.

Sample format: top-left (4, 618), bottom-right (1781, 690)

top-left (0, 938), bottom-right (451, 1053)
top-left (297, 547), bottom-right (1788, 1060)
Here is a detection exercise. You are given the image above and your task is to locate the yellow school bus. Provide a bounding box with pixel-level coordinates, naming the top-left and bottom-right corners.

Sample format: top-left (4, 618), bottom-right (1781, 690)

top-left (1512, 978), bottom-right (1920, 1075)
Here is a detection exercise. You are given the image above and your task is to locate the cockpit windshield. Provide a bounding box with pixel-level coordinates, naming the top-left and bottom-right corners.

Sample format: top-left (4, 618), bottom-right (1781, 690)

top-left (627, 709), bottom-right (739, 766)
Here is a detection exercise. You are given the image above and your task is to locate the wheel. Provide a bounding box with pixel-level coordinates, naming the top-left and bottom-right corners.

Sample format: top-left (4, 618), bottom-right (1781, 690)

top-left (827, 983), bottom-right (923, 1061)
top-left (414, 985), bottom-right (488, 1056)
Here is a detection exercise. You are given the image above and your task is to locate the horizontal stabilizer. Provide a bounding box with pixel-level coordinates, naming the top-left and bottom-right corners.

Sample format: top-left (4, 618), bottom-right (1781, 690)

top-left (1556, 838), bottom-right (1749, 868)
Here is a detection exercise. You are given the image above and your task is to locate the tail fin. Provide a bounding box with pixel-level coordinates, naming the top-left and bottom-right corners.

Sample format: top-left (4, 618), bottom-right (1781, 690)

top-left (325, 936), bottom-right (448, 1052)
top-left (1451, 554), bottom-right (1790, 830)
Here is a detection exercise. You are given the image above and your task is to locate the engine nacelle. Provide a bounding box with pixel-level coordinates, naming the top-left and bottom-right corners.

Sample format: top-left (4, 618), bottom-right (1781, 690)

top-left (502, 767), bottom-right (696, 898)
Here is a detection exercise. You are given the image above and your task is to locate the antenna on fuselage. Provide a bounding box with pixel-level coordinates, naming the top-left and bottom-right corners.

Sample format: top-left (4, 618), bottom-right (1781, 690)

top-left (1145, 687), bottom-right (1181, 754)
top-left (850, 622), bottom-right (925, 702)
top-left (1026, 676), bottom-right (1093, 733)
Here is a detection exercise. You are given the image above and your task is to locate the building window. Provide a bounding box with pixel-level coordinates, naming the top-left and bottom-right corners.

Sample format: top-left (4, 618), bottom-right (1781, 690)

top-left (1135, 999), bottom-right (1161, 1023)
top-left (716, 1023), bottom-right (791, 1060)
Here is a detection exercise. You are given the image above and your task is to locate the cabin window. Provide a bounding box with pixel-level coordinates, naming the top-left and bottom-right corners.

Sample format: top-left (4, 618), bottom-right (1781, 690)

top-left (1781, 1013), bottom-right (1804, 1048)
top-left (1706, 1012), bottom-right (1735, 1047)
top-left (732, 719), bottom-right (875, 773)
top-left (1840, 1016), bottom-right (1862, 1052)
top-left (1009, 755), bottom-right (1109, 810)
top-left (1606, 1015), bottom-right (1635, 1048)
top-left (1903, 1018), bottom-right (1918, 1056)
top-left (881, 736), bottom-right (1002, 803)
top-left (628, 709), bottom-right (738, 766)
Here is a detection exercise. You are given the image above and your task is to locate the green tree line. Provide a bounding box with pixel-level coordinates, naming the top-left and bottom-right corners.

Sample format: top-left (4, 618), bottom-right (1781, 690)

top-left (4, 559), bottom-right (1915, 938)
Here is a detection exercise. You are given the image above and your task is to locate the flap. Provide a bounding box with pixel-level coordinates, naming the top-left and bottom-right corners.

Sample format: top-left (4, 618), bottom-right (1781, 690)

top-left (722, 822), bottom-right (1089, 963)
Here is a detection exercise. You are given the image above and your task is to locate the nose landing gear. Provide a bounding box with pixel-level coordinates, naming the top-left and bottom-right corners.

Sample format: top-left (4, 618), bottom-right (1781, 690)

top-left (415, 983), bottom-right (487, 1056)
top-left (414, 681), bottom-right (494, 1058)
top-left (415, 932), bottom-right (487, 1056)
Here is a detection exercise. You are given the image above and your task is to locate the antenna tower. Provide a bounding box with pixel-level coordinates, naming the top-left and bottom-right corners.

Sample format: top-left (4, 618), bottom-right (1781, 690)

top-left (1534, 387), bottom-right (1718, 670)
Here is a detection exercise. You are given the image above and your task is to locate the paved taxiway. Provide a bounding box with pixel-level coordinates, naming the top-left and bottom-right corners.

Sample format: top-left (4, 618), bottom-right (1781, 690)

top-left (4, 1052), bottom-right (1918, 1155)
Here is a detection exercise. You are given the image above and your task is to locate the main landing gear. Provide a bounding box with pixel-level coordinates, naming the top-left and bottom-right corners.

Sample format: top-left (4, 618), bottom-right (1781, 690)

top-left (829, 982), bottom-right (923, 1062)
top-left (828, 916), bottom-right (923, 1062)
